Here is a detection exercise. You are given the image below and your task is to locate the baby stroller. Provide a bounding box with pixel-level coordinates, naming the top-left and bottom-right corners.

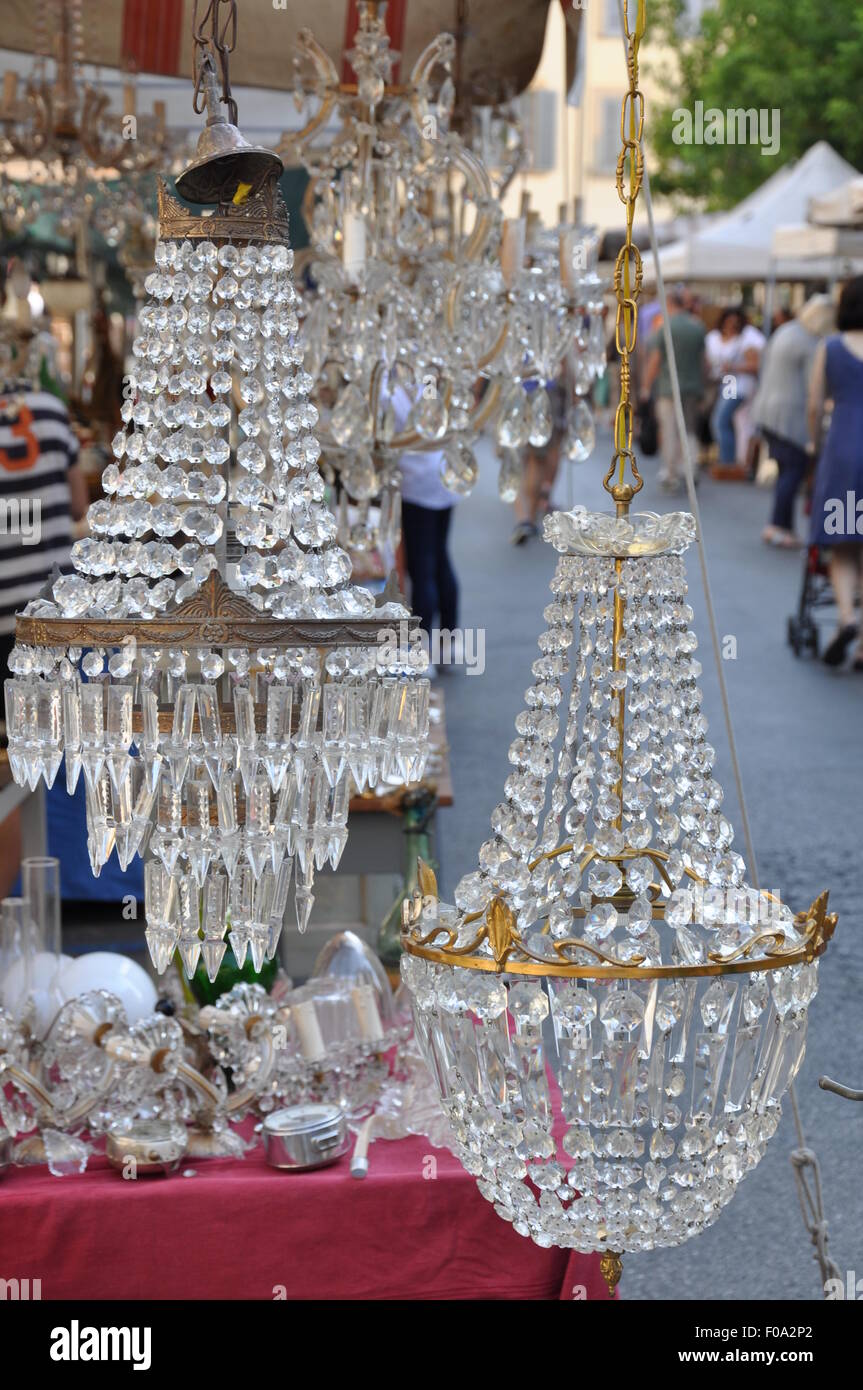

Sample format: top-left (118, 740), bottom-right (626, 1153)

top-left (787, 546), bottom-right (834, 658)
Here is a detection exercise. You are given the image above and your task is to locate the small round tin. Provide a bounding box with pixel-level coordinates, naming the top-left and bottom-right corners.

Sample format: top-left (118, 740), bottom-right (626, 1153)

top-left (105, 1119), bottom-right (188, 1176)
top-left (262, 1103), bottom-right (349, 1172)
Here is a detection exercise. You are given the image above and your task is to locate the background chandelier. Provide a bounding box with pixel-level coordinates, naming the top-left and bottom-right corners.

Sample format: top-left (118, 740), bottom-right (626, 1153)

top-left (0, 0), bottom-right (169, 245)
top-left (400, 0), bottom-right (835, 1295)
top-left (281, 0), bottom-right (501, 553)
top-left (280, 1), bottom-right (605, 553)
top-left (4, 0), bottom-right (430, 981)
top-left (490, 220), bottom-right (607, 504)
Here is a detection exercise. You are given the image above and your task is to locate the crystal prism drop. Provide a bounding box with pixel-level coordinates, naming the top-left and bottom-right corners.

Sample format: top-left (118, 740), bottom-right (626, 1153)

top-left (295, 888), bottom-right (314, 934)
top-left (178, 935), bottom-right (202, 978)
top-left (201, 937), bottom-right (227, 983)
top-left (145, 925), bottom-right (179, 975)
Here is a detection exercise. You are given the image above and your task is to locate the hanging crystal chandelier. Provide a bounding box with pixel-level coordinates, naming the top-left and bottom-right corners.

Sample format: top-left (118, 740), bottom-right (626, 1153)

top-left (280, 1), bottom-right (500, 552)
top-left (3, 0), bottom-right (430, 981)
top-left (0, 0), bottom-right (169, 244)
top-left (400, 0), bottom-right (835, 1294)
top-left (280, 1), bottom-right (605, 553)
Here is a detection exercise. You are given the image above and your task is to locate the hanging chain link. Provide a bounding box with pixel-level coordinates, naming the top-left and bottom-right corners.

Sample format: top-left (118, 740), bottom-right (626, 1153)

top-left (192, 0), bottom-right (239, 125)
top-left (604, 0), bottom-right (646, 509)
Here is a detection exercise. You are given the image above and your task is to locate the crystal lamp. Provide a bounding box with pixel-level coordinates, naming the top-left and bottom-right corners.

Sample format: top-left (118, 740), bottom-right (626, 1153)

top-left (4, 1), bottom-right (430, 981)
top-left (400, 0), bottom-right (835, 1294)
top-left (281, 1), bottom-right (606, 550)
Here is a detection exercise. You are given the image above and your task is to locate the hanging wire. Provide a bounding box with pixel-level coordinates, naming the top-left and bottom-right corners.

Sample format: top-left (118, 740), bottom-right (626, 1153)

top-left (613, 0), bottom-right (839, 1299)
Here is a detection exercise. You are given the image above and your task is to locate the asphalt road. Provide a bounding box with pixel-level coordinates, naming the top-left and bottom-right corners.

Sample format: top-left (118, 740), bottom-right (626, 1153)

top-left (436, 428), bottom-right (863, 1302)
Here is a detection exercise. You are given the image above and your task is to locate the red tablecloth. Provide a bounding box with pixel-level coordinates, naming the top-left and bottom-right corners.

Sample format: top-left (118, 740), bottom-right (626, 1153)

top-left (0, 1131), bottom-right (609, 1300)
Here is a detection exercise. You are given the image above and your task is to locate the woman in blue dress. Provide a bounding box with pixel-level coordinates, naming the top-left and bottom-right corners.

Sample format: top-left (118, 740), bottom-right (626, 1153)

top-left (808, 276), bottom-right (863, 668)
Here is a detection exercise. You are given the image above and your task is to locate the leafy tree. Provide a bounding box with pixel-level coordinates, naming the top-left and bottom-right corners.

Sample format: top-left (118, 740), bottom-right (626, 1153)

top-left (645, 0), bottom-right (863, 209)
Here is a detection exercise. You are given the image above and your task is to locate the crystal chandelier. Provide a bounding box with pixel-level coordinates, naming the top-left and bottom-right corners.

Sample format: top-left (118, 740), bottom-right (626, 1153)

top-left (400, 0), bottom-right (835, 1294)
top-left (281, 1), bottom-right (500, 551)
top-left (281, 2), bottom-right (604, 552)
top-left (3, 0), bottom-right (430, 981)
top-left (0, 0), bottom-right (169, 244)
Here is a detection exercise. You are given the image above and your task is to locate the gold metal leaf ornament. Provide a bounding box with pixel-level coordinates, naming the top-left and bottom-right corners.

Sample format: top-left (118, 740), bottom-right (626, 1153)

top-left (485, 897), bottom-right (516, 967)
top-left (416, 857), bottom-right (438, 899)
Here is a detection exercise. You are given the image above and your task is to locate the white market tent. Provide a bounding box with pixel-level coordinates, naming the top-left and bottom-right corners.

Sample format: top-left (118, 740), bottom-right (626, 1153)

top-left (642, 142), bottom-right (861, 284)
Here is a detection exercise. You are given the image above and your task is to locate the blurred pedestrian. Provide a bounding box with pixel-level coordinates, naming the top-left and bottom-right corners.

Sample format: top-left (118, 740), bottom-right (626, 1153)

top-left (807, 276), bottom-right (863, 668)
top-left (511, 376), bottom-right (566, 544)
top-left (389, 382), bottom-right (459, 676)
top-left (641, 286), bottom-right (706, 491)
top-left (769, 305), bottom-right (794, 333)
top-left (752, 295), bottom-right (835, 547)
top-left (706, 308), bottom-right (765, 465)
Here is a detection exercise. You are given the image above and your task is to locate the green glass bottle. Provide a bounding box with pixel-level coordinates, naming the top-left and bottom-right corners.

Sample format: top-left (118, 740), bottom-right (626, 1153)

top-left (377, 786), bottom-right (437, 983)
top-left (187, 944), bottom-right (278, 1007)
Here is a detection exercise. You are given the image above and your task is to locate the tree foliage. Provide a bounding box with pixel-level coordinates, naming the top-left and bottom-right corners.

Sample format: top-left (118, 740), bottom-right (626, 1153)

top-left (645, 0), bottom-right (863, 209)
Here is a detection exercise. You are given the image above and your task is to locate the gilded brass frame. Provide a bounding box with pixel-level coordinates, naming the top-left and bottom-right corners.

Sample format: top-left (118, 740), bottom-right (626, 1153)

top-left (400, 853), bottom-right (836, 982)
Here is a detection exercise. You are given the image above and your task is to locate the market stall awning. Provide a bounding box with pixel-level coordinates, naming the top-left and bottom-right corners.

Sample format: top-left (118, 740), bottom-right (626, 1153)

top-left (768, 223), bottom-right (863, 280)
top-left (642, 142), bottom-right (861, 284)
top-left (808, 176), bottom-right (863, 229)
top-left (1, 0), bottom-right (576, 102)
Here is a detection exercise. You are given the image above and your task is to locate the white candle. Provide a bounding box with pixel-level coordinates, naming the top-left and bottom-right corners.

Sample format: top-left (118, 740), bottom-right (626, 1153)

top-left (292, 1000), bottom-right (326, 1062)
top-left (501, 217), bottom-right (526, 289)
top-left (342, 213), bottom-right (367, 278)
top-left (351, 984), bottom-right (383, 1043)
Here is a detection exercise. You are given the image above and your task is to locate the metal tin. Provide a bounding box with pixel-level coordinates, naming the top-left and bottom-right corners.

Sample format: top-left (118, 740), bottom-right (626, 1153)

top-left (262, 1103), bottom-right (349, 1172)
top-left (105, 1120), bottom-right (187, 1176)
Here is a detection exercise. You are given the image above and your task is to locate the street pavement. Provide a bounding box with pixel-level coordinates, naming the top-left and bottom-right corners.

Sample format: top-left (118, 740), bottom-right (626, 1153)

top-left (436, 427), bottom-right (863, 1302)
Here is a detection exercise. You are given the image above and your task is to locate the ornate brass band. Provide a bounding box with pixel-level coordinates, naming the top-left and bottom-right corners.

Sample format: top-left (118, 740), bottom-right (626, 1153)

top-left (156, 177), bottom-right (291, 245)
top-left (400, 871), bottom-right (837, 981)
top-left (16, 572), bottom-right (417, 651)
top-left (15, 613), bottom-right (416, 650)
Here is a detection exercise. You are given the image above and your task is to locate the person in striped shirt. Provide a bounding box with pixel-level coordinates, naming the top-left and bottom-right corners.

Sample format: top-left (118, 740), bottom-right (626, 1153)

top-left (0, 383), bottom-right (87, 894)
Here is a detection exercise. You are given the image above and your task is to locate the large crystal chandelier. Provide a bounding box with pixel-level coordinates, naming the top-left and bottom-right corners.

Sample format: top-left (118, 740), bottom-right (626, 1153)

top-left (400, 0), bottom-right (835, 1293)
top-left (4, 0), bottom-right (430, 980)
top-left (0, 0), bottom-right (169, 245)
top-left (280, 2), bottom-right (603, 551)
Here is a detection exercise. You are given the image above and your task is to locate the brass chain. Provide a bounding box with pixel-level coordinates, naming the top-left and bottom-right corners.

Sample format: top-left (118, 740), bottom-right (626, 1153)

top-left (603, 0), bottom-right (646, 511)
top-left (192, 0), bottom-right (239, 125)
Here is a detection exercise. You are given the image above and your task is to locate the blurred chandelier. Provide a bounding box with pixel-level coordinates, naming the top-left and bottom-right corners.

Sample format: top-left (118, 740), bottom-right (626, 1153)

top-left (400, 0), bottom-right (835, 1294)
top-left (492, 221), bottom-right (607, 504)
top-left (0, 0), bottom-right (169, 244)
top-left (4, 0), bottom-right (430, 980)
top-left (279, 1), bottom-right (605, 552)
